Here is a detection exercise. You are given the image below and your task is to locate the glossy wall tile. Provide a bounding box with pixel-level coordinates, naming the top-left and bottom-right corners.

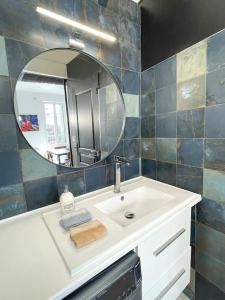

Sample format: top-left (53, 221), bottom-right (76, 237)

top-left (176, 165), bottom-right (203, 194)
top-left (0, 36), bottom-right (8, 76)
top-left (177, 108), bottom-right (204, 138)
top-left (155, 84), bottom-right (176, 114)
top-left (195, 250), bottom-right (225, 293)
top-left (24, 176), bottom-right (58, 211)
top-left (155, 56), bottom-right (176, 89)
top-left (177, 76), bottom-right (206, 111)
top-left (205, 104), bottom-right (225, 138)
top-left (177, 139), bottom-right (204, 167)
top-left (177, 41), bottom-right (207, 83)
top-left (207, 29), bottom-right (225, 72)
top-left (196, 222), bottom-right (225, 265)
top-left (206, 67), bottom-right (225, 105)
top-left (0, 184), bottom-right (26, 219)
top-left (0, 76), bottom-right (12, 113)
top-left (156, 138), bottom-right (177, 163)
top-left (141, 28), bottom-right (225, 298)
top-left (141, 138), bottom-right (156, 160)
top-left (197, 198), bottom-right (225, 234)
top-left (156, 112), bottom-right (177, 138)
top-left (156, 161), bottom-right (176, 185)
top-left (195, 272), bottom-right (225, 300)
top-left (0, 0), bottom-right (141, 219)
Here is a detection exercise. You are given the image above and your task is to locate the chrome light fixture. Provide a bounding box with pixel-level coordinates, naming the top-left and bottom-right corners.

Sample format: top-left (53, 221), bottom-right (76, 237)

top-left (36, 7), bottom-right (116, 43)
top-left (69, 38), bottom-right (85, 49)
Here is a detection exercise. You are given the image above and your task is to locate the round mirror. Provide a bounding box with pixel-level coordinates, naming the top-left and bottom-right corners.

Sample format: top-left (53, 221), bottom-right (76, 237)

top-left (14, 48), bottom-right (125, 168)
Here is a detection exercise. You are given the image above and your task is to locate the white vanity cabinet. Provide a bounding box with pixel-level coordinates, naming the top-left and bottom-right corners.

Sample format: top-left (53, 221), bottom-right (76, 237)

top-left (0, 177), bottom-right (201, 300)
top-left (138, 207), bottom-right (191, 300)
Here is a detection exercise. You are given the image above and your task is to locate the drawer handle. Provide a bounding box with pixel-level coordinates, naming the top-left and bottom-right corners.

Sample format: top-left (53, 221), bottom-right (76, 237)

top-left (155, 269), bottom-right (185, 300)
top-left (153, 228), bottom-right (186, 256)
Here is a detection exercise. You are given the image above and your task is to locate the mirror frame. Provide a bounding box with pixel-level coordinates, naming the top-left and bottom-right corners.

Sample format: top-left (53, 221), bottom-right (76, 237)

top-left (13, 47), bottom-right (126, 169)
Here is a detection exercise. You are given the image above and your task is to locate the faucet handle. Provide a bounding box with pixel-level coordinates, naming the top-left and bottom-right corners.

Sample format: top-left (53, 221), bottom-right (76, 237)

top-left (114, 155), bottom-right (131, 166)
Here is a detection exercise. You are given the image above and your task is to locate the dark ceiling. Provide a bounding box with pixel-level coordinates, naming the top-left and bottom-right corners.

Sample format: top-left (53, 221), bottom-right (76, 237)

top-left (141, 0), bottom-right (225, 70)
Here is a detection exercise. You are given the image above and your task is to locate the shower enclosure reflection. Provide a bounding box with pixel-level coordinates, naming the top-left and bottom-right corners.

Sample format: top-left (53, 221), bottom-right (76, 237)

top-left (14, 49), bottom-right (125, 168)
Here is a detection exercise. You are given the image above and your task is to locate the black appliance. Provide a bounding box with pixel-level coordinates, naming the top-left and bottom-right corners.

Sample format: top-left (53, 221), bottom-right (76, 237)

top-left (64, 251), bottom-right (142, 300)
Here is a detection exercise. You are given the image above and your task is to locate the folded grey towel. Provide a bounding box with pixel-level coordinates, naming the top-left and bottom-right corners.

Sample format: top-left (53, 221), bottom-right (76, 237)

top-left (59, 208), bottom-right (92, 230)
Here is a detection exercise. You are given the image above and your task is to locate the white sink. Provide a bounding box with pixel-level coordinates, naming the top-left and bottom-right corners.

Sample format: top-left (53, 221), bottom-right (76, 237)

top-left (95, 186), bottom-right (174, 227)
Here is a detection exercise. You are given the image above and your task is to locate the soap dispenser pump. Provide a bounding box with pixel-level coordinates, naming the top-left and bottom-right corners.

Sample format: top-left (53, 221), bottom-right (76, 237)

top-left (60, 185), bottom-right (75, 214)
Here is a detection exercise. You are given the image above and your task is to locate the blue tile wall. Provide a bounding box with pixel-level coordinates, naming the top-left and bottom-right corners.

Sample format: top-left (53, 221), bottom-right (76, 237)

top-left (124, 139), bottom-right (139, 160)
top-left (156, 161), bottom-right (176, 185)
top-left (206, 68), bottom-right (225, 105)
top-left (207, 29), bottom-right (225, 72)
top-left (155, 56), bottom-right (176, 89)
top-left (122, 69), bottom-right (139, 94)
top-left (121, 42), bottom-right (139, 72)
top-left (0, 0), bottom-right (141, 219)
top-left (141, 115), bottom-right (155, 138)
top-left (120, 17), bottom-right (140, 49)
top-left (156, 138), bottom-right (176, 163)
top-left (141, 159), bottom-right (156, 179)
top-left (196, 250), bottom-right (225, 293)
top-left (197, 198), bottom-right (225, 235)
top-left (177, 108), bottom-right (204, 138)
top-left (141, 67), bottom-right (155, 94)
top-left (5, 38), bottom-right (44, 80)
top-left (101, 42), bottom-right (121, 68)
top-left (85, 165), bottom-right (107, 193)
top-left (24, 176), bottom-right (58, 211)
top-left (20, 149), bottom-right (57, 182)
top-left (124, 117), bottom-right (139, 139)
top-left (99, 6), bottom-right (120, 36)
top-left (0, 151), bottom-right (22, 188)
top-left (196, 222), bottom-right (225, 265)
top-left (203, 168), bottom-right (225, 203)
top-left (177, 139), bottom-right (204, 167)
top-left (98, 0), bottom-right (119, 13)
top-left (156, 112), bottom-right (177, 138)
top-left (191, 246), bottom-right (196, 269)
top-left (141, 138), bottom-right (156, 160)
top-left (177, 76), bottom-right (206, 111)
top-left (0, 114), bottom-right (17, 151)
top-left (205, 104), bottom-right (225, 138)
top-left (0, 184), bottom-right (26, 219)
top-left (177, 165), bottom-right (203, 194)
top-left (141, 29), bottom-right (225, 298)
top-left (0, 37), bottom-right (8, 76)
top-left (119, 0), bottom-right (139, 23)
top-left (0, 76), bottom-right (12, 113)
top-left (0, 0), bottom-right (45, 48)
top-left (196, 272), bottom-right (225, 300)
top-left (141, 91), bottom-right (155, 117)
top-left (191, 220), bottom-right (196, 246)
top-left (124, 159), bottom-right (140, 180)
top-left (155, 84), bottom-right (176, 114)
top-left (57, 171), bottom-right (85, 197)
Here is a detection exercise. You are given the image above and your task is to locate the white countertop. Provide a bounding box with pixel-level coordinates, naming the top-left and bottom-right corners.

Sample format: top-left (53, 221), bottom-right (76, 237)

top-left (0, 177), bottom-right (201, 300)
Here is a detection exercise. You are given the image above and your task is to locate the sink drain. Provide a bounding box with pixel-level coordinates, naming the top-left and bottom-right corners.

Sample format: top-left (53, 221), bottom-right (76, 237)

top-left (124, 211), bottom-right (135, 219)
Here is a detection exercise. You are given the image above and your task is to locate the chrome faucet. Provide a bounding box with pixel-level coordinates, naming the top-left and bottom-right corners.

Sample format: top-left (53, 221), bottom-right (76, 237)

top-left (114, 156), bottom-right (131, 193)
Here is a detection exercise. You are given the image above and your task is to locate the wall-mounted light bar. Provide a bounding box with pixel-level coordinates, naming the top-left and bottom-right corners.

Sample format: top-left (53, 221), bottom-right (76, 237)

top-left (69, 38), bottom-right (85, 49)
top-left (36, 7), bottom-right (116, 43)
top-left (132, 0), bottom-right (142, 3)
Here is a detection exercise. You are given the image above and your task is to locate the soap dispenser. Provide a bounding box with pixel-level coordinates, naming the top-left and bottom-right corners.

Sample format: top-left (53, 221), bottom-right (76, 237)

top-left (60, 185), bottom-right (75, 214)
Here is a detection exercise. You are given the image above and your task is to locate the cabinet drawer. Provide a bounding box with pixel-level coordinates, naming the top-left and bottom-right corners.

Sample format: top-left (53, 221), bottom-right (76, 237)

top-left (138, 208), bottom-right (191, 293)
top-left (149, 247), bottom-right (191, 300)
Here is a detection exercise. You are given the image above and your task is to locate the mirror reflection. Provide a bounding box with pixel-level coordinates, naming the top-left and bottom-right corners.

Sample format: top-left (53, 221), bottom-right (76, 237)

top-left (14, 49), bottom-right (125, 168)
